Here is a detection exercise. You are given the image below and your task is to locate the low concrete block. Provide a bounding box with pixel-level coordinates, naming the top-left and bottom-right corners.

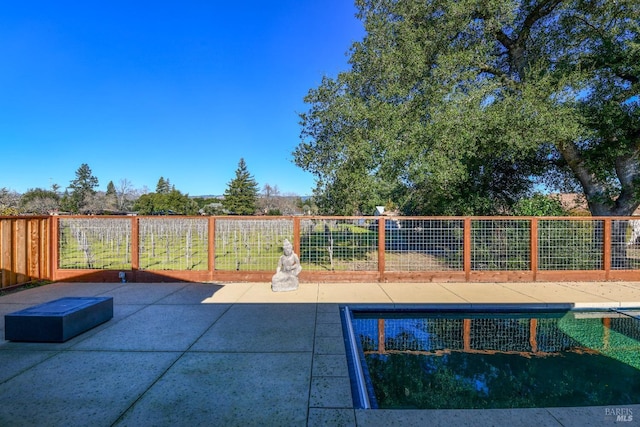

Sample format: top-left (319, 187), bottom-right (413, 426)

top-left (4, 297), bottom-right (113, 342)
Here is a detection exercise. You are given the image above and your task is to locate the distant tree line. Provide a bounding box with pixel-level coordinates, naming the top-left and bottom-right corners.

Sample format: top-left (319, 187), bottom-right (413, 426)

top-left (1, 159), bottom-right (308, 216)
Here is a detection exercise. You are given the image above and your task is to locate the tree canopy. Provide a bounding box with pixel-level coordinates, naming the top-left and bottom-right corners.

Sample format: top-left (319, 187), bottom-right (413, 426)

top-left (223, 158), bottom-right (259, 215)
top-left (20, 188), bottom-right (60, 214)
top-left (133, 189), bottom-right (198, 215)
top-left (295, 0), bottom-right (639, 215)
top-left (0, 187), bottom-right (20, 215)
top-left (133, 177), bottom-right (198, 215)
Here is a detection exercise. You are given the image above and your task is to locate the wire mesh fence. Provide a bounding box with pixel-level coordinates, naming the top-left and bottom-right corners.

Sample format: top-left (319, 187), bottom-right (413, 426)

top-left (612, 220), bottom-right (640, 270)
top-left (610, 316), bottom-right (640, 343)
top-left (469, 318), bottom-right (532, 351)
top-left (214, 218), bottom-right (293, 271)
top-left (385, 219), bottom-right (464, 271)
top-left (353, 313), bottom-right (639, 355)
top-left (299, 218), bottom-right (378, 271)
top-left (138, 218), bottom-right (208, 270)
top-left (471, 220), bottom-right (530, 271)
top-left (538, 219), bottom-right (603, 270)
top-left (53, 216), bottom-right (640, 279)
top-left (58, 218), bottom-right (131, 269)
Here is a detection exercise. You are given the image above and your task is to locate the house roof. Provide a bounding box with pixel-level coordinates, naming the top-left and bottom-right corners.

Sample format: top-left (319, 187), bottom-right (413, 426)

top-left (552, 193), bottom-right (640, 215)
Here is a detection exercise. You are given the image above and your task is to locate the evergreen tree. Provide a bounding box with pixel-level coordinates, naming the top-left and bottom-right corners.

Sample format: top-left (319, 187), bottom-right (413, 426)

top-left (62, 163), bottom-right (99, 213)
top-left (156, 177), bottom-right (171, 194)
top-left (223, 158), bottom-right (259, 215)
top-left (106, 181), bottom-right (116, 197)
top-left (105, 181), bottom-right (118, 211)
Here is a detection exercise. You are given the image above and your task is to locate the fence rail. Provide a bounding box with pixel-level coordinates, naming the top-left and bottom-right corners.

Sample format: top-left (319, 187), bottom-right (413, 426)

top-left (2, 215), bottom-right (640, 287)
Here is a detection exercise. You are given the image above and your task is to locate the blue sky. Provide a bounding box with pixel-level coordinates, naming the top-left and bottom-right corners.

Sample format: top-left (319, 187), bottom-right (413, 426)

top-left (0, 1), bottom-right (364, 197)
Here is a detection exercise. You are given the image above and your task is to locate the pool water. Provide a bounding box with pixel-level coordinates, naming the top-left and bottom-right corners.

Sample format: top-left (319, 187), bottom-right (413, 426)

top-left (343, 308), bottom-right (640, 409)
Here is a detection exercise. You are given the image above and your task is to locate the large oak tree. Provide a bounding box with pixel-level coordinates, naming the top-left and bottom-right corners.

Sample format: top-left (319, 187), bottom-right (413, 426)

top-left (295, 0), bottom-right (639, 216)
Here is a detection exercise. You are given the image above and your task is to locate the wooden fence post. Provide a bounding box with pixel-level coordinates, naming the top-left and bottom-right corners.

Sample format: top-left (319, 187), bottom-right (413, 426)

top-left (378, 318), bottom-right (386, 354)
top-left (293, 216), bottom-right (301, 258)
top-left (603, 218), bottom-right (611, 280)
top-left (130, 217), bottom-right (139, 281)
top-left (43, 218), bottom-right (51, 280)
top-left (378, 217), bottom-right (386, 282)
top-left (531, 218), bottom-right (538, 281)
top-left (50, 216), bottom-right (59, 282)
top-left (463, 318), bottom-right (471, 351)
top-left (464, 218), bottom-right (471, 282)
top-left (209, 216), bottom-right (216, 281)
top-left (529, 318), bottom-right (538, 353)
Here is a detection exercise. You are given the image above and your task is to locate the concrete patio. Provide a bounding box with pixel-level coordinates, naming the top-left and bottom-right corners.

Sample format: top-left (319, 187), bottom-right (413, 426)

top-left (1, 280), bottom-right (640, 426)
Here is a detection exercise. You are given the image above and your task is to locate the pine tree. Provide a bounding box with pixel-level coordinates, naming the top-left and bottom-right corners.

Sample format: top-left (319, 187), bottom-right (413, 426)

top-left (223, 158), bottom-right (259, 215)
top-left (156, 177), bottom-right (171, 194)
top-left (106, 181), bottom-right (116, 197)
top-left (63, 163), bottom-right (99, 213)
top-left (105, 181), bottom-right (117, 210)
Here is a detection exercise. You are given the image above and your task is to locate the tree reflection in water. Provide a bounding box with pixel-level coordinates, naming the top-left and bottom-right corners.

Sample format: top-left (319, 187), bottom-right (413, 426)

top-left (354, 312), bottom-right (640, 409)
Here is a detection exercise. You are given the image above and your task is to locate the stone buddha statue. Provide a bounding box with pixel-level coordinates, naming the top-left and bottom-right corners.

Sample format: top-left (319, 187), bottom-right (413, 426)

top-left (271, 239), bottom-right (302, 292)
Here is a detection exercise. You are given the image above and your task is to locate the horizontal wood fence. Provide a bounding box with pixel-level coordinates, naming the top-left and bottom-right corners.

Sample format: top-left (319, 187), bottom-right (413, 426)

top-left (3, 215), bottom-right (640, 287)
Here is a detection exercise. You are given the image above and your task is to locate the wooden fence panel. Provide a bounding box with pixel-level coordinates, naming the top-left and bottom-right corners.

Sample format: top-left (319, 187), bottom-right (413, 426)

top-left (1, 219), bottom-right (12, 287)
top-left (0, 216), bottom-right (51, 289)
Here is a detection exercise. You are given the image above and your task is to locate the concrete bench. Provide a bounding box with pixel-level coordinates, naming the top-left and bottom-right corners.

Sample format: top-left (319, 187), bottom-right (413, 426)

top-left (4, 297), bottom-right (113, 342)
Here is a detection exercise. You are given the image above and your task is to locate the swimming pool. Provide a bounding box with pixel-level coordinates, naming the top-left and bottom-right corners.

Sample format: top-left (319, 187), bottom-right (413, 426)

top-left (342, 306), bottom-right (640, 409)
